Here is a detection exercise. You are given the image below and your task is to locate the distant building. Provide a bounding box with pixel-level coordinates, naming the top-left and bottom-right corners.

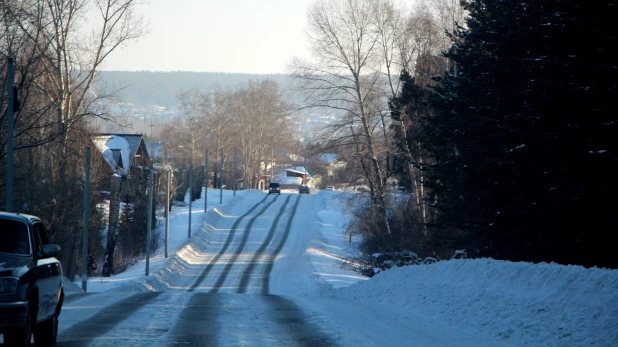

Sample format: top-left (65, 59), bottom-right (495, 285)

top-left (272, 166), bottom-right (313, 189)
top-left (319, 154), bottom-right (346, 181)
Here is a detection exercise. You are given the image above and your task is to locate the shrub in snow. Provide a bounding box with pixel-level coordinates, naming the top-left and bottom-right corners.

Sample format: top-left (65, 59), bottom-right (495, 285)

top-left (372, 250), bottom-right (423, 270)
top-left (450, 250), bottom-right (467, 260)
top-left (382, 260), bottom-right (396, 269)
top-left (423, 257), bottom-right (437, 264)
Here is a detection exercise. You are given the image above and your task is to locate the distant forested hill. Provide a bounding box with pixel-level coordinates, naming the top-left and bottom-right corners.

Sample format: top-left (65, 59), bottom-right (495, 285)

top-left (95, 71), bottom-right (293, 110)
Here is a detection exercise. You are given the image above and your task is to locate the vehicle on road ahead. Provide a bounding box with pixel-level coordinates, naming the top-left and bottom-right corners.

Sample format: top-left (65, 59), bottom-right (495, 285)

top-left (324, 186), bottom-right (335, 191)
top-left (0, 212), bottom-right (64, 346)
top-left (268, 182), bottom-right (281, 194)
top-left (299, 185), bottom-right (310, 194)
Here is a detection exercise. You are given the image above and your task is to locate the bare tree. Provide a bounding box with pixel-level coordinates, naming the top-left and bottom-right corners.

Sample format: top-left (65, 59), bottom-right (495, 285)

top-left (396, 0), bottom-right (463, 229)
top-left (235, 80), bottom-right (295, 188)
top-left (428, 0), bottom-right (467, 53)
top-left (371, 0), bottom-right (404, 97)
top-left (291, 0), bottom-right (394, 240)
top-left (1, 0), bottom-right (147, 278)
top-left (177, 86), bottom-right (234, 188)
top-left (290, 0), bottom-right (465, 253)
top-left (35, 0), bottom-right (146, 150)
top-left (172, 80), bottom-right (296, 191)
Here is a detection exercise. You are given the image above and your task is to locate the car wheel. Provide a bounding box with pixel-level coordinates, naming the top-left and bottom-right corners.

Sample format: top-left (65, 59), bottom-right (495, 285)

top-left (4, 304), bottom-right (33, 346)
top-left (34, 311), bottom-right (58, 346)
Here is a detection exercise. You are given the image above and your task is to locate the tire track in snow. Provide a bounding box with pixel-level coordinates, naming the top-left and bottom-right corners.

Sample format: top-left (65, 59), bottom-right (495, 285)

top-left (208, 194), bottom-right (282, 293)
top-left (262, 295), bottom-right (339, 347)
top-left (236, 195), bottom-right (293, 293)
top-left (187, 194), bottom-right (271, 292)
top-left (57, 292), bottom-right (161, 346)
top-left (261, 195), bottom-right (301, 295)
top-left (167, 293), bottom-right (220, 346)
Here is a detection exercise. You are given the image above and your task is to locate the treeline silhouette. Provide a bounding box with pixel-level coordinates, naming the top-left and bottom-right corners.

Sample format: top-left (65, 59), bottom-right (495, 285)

top-left (96, 71), bottom-right (292, 109)
top-left (388, 0), bottom-right (616, 269)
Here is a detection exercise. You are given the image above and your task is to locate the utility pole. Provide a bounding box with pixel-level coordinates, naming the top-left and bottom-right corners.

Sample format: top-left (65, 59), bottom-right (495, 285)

top-left (188, 119), bottom-right (195, 238)
top-left (165, 170), bottom-right (170, 258)
top-left (146, 169), bottom-right (153, 276)
top-left (219, 148), bottom-right (224, 204)
top-left (204, 149), bottom-right (208, 212)
top-left (5, 57), bottom-right (15, 212)
top-left (81, 146), bottom-right (91, 292)
top-left (271, 147), bottom-right (274, 183)
top-left (188, 152), bottom-right (193, 239)
top-left (233, 147), bottom-right (237, 196)
top-left (244, 150), bottom-right (248, 190)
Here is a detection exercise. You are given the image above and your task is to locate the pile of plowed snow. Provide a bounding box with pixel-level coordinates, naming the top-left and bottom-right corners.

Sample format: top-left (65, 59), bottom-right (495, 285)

top-left (329, 258), bottom-right (618, 346)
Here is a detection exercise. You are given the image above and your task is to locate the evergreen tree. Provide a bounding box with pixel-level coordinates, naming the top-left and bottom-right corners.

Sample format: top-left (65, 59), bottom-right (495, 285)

top-left (428, 0), bottom-right (617, 267)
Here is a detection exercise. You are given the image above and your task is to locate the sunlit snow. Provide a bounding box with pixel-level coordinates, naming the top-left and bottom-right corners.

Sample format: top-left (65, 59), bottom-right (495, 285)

top-left (62, 188), bottom-right (618, 346)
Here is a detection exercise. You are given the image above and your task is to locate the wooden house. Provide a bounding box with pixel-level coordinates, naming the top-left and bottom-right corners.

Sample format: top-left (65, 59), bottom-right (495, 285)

top-left (91, 134), bottom-right (151, 196)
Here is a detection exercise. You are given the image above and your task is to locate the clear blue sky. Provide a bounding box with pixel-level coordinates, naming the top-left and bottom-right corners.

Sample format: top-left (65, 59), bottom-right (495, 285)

top-left (101, 0), bottom-right (314, 74)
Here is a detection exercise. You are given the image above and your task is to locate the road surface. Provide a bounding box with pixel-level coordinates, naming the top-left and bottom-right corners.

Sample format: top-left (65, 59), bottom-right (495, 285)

top-left (2, 190), bottom-right (501, 346)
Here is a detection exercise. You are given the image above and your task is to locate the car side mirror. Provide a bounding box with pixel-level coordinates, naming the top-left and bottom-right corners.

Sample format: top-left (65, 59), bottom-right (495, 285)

top-left (42, 244), bottom-right (61, 258)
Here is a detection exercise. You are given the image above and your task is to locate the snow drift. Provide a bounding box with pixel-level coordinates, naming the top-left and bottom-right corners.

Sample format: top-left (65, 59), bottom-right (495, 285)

top-left (329, 258), bottom-right (618, 346)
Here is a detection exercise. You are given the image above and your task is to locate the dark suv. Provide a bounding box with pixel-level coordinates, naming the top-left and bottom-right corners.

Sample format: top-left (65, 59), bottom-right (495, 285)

top-left (298, 185), bottom-right (310, 194)
top-left (268, 182), bottom-right (281, 194)
top-left (0, 212), bottom-right (64, 346)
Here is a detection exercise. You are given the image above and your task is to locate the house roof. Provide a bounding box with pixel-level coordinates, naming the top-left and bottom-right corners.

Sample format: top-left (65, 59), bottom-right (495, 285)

top-left (319, 154), bottom-right (339, 164)
top-left (273, 173), bottom-right (303, 186)
top-left (271, 166), bottom-right (313, 186)
top-left (286, 167), bottom-right (312, 178)
top-left (92, 134), bottom-right (146, 175)
top-left (285, 166), bottom-right (309, 175)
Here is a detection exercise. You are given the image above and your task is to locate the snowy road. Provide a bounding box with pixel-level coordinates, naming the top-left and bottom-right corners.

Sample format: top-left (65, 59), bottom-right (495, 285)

top-left (43, 190), bottom-right (491, 346)
top-left (56, 292), bottom-right (337, 346)
top-left (5, 188), bottom-right (614, 346)
top-left (53, 192), bottom-right (350, 346)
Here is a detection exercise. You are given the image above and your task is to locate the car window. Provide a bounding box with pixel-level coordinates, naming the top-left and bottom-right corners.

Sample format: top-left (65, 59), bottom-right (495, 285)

top-left (0, 219), bottom-right (31, 255)
top-left (33, 223), bottom-right (48, 256)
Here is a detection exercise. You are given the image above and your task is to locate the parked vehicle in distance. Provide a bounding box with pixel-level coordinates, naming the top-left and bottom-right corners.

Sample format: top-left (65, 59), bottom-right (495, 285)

top-left (0, 212), bottom-right (64, 346)
top-left (268, 182), bottom-right (281, 194)
top-left (298, 185), bottom-right (310, 194)
top-left (325, 186), bottom-right (335, 191)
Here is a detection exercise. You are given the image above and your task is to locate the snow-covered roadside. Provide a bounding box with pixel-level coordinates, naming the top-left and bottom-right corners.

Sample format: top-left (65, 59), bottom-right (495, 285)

top-left (289, 191), bottom-right (618, 346)
top-left (66, 188), bottom-right (250, 293)
top-left (65, 188), bottom-right (618, 346)
top-left (327, 258), bottom-right (618, 346)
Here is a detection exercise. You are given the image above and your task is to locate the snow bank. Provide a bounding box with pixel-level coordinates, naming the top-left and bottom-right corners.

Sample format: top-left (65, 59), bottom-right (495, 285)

top-left (66, 188), bottom-right (618, 346)
top-left (62, 276), bottom-right (84, 294)
top-left (331, 258), bottom-right (618, 346)
top-left (115, 224), bottom-right (215, 292)
top-left (111, 193), bottom-right (249, 292)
